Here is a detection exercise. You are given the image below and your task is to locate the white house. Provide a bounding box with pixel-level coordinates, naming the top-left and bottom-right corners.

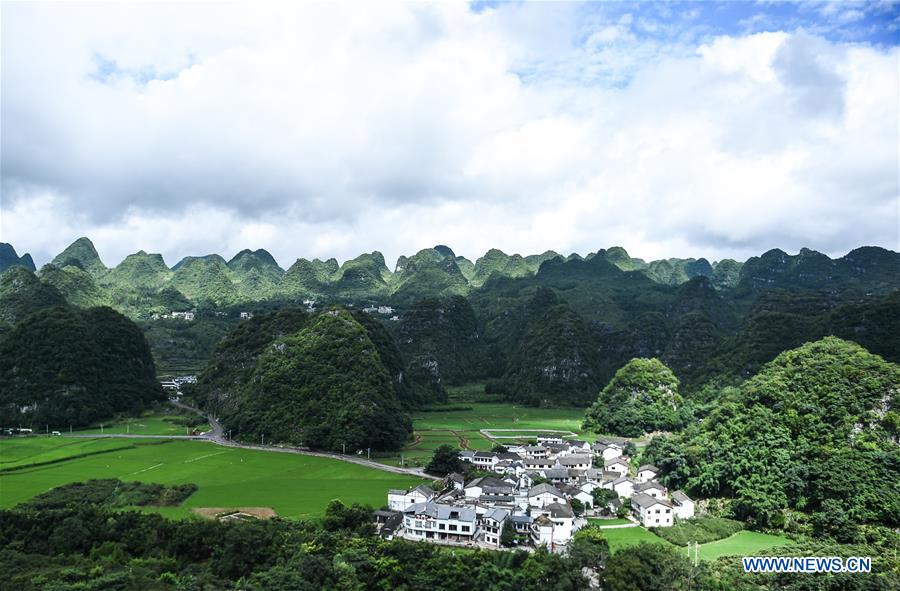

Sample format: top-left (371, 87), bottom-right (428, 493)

top-left (537, 434), bottom-right (564, 445)
top-left (557, 455), bottom-right (592, 470)
top-left (604, 458), bottom-right (629, 475)
top-left (633, 481), bottom-right (667, 499)
top-left (672, 490), bottom-right (695, 520)
top-left (403, 502), bottom-right (478, 542)
top-left (446, 473), bottom-right (465, 491)
top-left (636, 464), bottom-right (660, 483)
top-left (388, 484), bottom-right (435, 511)
top-left (481, 508), bottom-right (509, 547)
top-left (524, 456), bottom-right (557, 471)
top-left (533, 502), bottom-right (576, 544)
top-left (531, 515), bottom-right (555, 547)
top-left (465, 476), bottom-right (515, 501)
top-left (631, 493), bottom-right (674, 528)
top-left (607, 476), bottom-right (635, 499)
top-left (527, 483), bottom-right (567, 508)
top-left (472, 451), bottom-right (500, 471)
top-left (592, 441), bottom-right (623, 461)
top-left (523, 445), bottom-right (549, 459)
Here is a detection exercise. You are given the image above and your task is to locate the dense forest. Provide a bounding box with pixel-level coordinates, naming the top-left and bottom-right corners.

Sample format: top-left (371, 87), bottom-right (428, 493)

top-left (3, 500), bottom-right (897, 591)
top-left (0, 303), bottom-right (163, 429)
top-left (196, 309), bottom-right (413, 451)
top-left (642, 338), bottom-right (900, 538)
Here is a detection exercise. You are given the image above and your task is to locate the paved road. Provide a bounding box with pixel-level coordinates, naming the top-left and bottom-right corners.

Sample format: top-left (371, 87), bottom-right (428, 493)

top-left (63, 399), bottom-right (430, 479)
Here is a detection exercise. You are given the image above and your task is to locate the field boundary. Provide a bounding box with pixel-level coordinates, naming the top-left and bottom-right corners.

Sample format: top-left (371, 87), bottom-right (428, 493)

top-left (481, 428), bottom-right (578, 440)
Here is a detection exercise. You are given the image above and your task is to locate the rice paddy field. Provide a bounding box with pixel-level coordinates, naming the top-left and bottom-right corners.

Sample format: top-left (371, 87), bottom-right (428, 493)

top-left (0, 437), bottom-right (426, 519)
top-left (597, 525), bottom-right (793, 559)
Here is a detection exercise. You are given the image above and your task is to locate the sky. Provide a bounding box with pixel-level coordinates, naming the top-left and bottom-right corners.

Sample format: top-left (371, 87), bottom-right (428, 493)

top-left (2, 1), bottom-right (899, 269)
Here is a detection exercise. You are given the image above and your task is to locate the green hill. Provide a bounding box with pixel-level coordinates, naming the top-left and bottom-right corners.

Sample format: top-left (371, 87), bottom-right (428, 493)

top-left (170, 255), bottom-right (237, 305)
top-left (645, 337), bottom-right (900, 530)
top-left (50, 237), bottom-right (107, 278)
top-left (0, 306), bottom-right (164, 428)
top-left (0, 243), bottom-right (35, 273)
top-left (0, 267), bottom-right (67, 326)
top-left (205, 309), bottom-right (411, 451)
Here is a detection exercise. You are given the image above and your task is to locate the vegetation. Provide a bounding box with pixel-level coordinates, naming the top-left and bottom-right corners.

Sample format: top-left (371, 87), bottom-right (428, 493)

top-left (0, 438), bottom-right (425, 518)
top-left (583, 358), bottom-right (686, 437)
top-left (209, 309), bottom-right (411, 451)
top-left (424, 444), bottom-right (465, 476)
top-left (0, 242), bottom-right (35, 273)
top-left (651, 516), bottom-right (744, 546)
top-left (0, 306), bottom-right (164, 428)
top-left (20, 479), bottom-right (197, 510)
top-left (643, 337), bottom-right (900, 533)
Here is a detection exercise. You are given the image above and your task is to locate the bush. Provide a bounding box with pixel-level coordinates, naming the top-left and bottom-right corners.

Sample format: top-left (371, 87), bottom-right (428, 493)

top-left (651, 516), bottom-right (743, 546)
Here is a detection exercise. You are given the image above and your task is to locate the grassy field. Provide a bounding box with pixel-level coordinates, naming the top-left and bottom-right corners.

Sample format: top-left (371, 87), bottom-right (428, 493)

top-left (375, 399), bottom-right (592, 467)
top-left (695, 531), bottom-right (793, 561)
top-left (598, 526), bottom-right (792, 559)
top-left (0, 438), bottom-right (426, 519)
top-left (588, 518), bottom-right (632, 527)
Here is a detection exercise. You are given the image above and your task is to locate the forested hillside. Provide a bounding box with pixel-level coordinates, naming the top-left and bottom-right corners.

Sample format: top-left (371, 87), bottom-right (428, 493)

top-left (197, 309), bottom-right (414, 450)
top-left (4, 238), bottom-right (899, 401)
top-left (643, 338), bottom-right (900, 536)
top-left (0, 306), bottom-right (163, 428)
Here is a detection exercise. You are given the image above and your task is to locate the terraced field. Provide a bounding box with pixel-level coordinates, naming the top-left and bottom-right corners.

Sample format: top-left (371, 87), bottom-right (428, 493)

top-left (0, 437), bottom-right (425, 519)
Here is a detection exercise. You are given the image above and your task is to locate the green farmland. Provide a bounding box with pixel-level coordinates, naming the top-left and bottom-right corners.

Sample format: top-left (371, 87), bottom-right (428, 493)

top-left (598, 526), bottom-right (792, 559)
top-left (0, 437), bottom-right (426, 519)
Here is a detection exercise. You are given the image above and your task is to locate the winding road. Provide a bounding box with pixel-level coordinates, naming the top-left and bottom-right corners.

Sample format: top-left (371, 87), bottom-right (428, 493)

top-left (63, 399), bottom-right (430, 479)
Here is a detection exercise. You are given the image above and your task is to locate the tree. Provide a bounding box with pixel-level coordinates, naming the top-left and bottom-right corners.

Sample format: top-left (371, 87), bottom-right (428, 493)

top-left (425, 444), bottom-right (464, 476)
top-left (568, 526), bottom-right (609, 570)
top-left (583, 358), bottom-right (683, 437)
top-left (601, 543), bottom-right (692, 591)
top-left (500, 521), bottom-right (517, 547)
top-left (570, 498), bottom-right (585, 517)
top-left (491, 444), bottom-right (509, 453)
top-left (592, 488), bottom-right (618, 514)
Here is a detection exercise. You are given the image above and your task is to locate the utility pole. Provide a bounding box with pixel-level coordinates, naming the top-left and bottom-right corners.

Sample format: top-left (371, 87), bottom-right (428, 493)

top-left (101, 424), bottom-right (104, 434)
top-left (262, 434), bottom-right (265, 446)
top-left (69, 425), bottom-right (72, 434)
top-left (367, 447), bottom-right (370, 460)
top-left (342, 443), bottom-right (346, 455)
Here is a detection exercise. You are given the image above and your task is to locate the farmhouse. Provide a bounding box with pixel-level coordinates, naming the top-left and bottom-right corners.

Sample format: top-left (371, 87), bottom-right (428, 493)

top-left (603, 458), bottom-right (629, 475)
top-left (607, 476), bottom-right (635, 499)
top-left (480, 508), bottom-right (509, 548)
top-left (636, 464), bottom-right (659, 483)
top-left (533, 502), bottom-right (575, 543)
top-left (472, 451), bottom-right (500, 470)
top-left (388, 484), bottom-right (436, 511)
top-left (632, 493), bottom-right (674, 527)
top-left (633, 481), bottom-right (667, 499)
top-left (527, 483), bottom-right (567, 508)
top-left (672, 490), bottom-right (695, 520)
top-left (556, 454), bottom-right (592, 470)
top-left (403, 502), bottom-right (478, 542)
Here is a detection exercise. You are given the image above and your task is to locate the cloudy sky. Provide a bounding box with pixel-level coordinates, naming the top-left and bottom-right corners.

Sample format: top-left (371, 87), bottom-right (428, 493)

top-left (2, 1), bottom-right (898, 269)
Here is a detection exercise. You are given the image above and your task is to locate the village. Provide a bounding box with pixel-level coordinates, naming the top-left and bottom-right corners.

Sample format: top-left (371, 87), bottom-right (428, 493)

top-left (378, 434), bottom-right (694, 552)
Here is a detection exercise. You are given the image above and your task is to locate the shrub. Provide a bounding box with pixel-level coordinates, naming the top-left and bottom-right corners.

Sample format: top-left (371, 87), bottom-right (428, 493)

top-left (651, 516), bottom-right (743, 546)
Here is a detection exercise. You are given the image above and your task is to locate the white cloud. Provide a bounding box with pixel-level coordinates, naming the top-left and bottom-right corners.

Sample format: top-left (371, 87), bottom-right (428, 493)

top-left (1, 2), bottom-right (898, 269)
